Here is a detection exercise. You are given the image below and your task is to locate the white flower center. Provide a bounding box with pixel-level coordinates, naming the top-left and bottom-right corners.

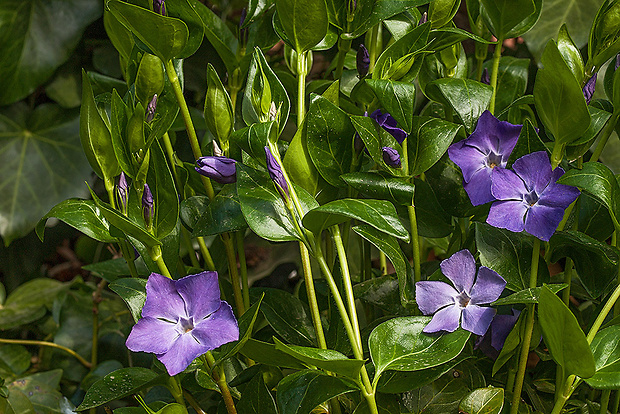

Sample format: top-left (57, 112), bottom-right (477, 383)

top-left (455, 291), bottom-right (471, 308)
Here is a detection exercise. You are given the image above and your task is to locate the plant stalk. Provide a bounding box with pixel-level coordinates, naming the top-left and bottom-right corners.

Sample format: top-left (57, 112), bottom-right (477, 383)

top-left (407, 205), bottom-right (421, 283)
top-left (0, 338), bottom-right (91, 369)
top-left (488, 38), bottom-right (503, 115)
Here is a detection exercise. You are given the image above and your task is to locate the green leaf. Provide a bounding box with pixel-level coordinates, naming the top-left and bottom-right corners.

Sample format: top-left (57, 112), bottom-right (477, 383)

top-left (0, 0), bottom-right (101, 105)
top-left (274, 338), bottom-right (365, 380)
top-left (237, 373), bottom-right (278, 414)
top-left (276, 370), bottom-right (357, 414)
top-left (275, 0), bottom-right (328, 52)
top-left (232, 121), bottom-right (279, 163)
top-left (192, 185), bottom-right (247, 237)
top-left (107, 0), bottom-right (189, 62)
top-left (492, 284), bottom-right (567, 306)
top-left (147, 141), bottom-right (179, 240)
top-left (366, 80), bottom-right (415, 133)
top-left (373, 23), bottom-right (430, 82)
top-left (0, 389), bottom-right (35, 414)
top-left (475, 222), bottom-right (550, 292)
top-left (77, 368), bottom-right (159, 410)
top-left (36, 199), bottom-right (117, 244)
top-left (557, 24), bottom-right (586, 83)
top-left (283, 118), bottom-right (320, 196)
top-left (425, 153), bottom-right (475, 218)
top-left (0, 345), bottom-right (31, 376)
top-left (558, 161), bottom-right (620, 230)
top-left (341, 172), bottom-right (415, 206)
top-left (571, 106), bottom-right (612, 146)
top-left (459, 388), bottom-right (504, 414)
top-left (585, 325), bottom-right (620, 389)
top-left (205, 64), bottom-right (234, 143)
top-left (164, 0), bottom-right (204, 59)
top-left (345, 0), bottom-right (428, 39)
top-left (215, 297), bottom-right (263, 365)
top-left (550, 230), bottom-right (619, 298)
top-left (306, 95), bottom-right (355, 187)
top-left (240, 339), bottom-right (307, 369)
top-left (369, 316), bottom-right (470, 379)
top-left (425, 79), bottom-right (493, 134)
top-left (428, 0), bottom-right (460, 29)
top-left (407, 116), bottom-right (461, 176)
top-left (353, 275), bottom-right (405, 315)
top-left (237, 164), bottom-right (318, 242)
top-left (109, 278), bottom-right (147, 323)
top-left (400, 369), bottom-right (472, 414)
top-left (302, 199), bottom-right (409, 240)
top-left (507, 119), bottom-right (549, 166)
top-left (533, 40), bottom-right (590, 147)
top-left (191, 0), bottom-right (238, 74)
top-left (8, 370), bottom-right (64, 414)
top-left (482, 57), bottom-right (530, 115)
top-left (479, 0), bottom-right (539, 39)
top-left (350, 115), bottom-right (404, 172)
top-left (538, 285), bottom-right (596, 378)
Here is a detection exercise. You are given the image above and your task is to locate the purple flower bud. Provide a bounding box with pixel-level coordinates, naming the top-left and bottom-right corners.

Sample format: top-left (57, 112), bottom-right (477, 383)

top-left (118, 172), bottom-right (129, 214)
top-left (357, 44), bottom-right (370, 78)
top-left (370, 109), bottom-right (407, 144)
top-left (616, 53), bottom-right (620, 71)
top-left (481, 68), bottom-right (490, 85)
top-left (382, 146), bottom-right (401, 168)
top-left (142, 184), bottom-right (154, 229)
top-left (239, 8), bottom-right (248, 44)
top-left (582, 73), bottom-right (597, 104)
top-left (418, 11), bottom-right (427, 25)
top-left (265, 146), bottom-right (289, 199)
top-left (153, 0), bottom-right (166, 15)
top-left (195, 156), bottom-right (237, 184)
top-left (146, 94), bottom-right (157, 123)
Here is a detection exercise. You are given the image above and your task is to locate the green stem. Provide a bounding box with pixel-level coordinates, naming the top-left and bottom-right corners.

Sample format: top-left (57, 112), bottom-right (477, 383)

top-left (121, 241), bottom-right (140, 278)
top-left (600, 390), bottom-right (611, 414)
top-left (236, 232), bottom-right (250, 310)
top-left (334, 38), bottom-right (352, 80)
top-left (296, 52), bottom-right (308, 125)
top-left (205, 352), bottom-right (237, 414)
top-left (0, 338), bottom-right (91, 369)
top-left (510, 237), bottom-right (541, 414)
top-left (368, 24), bottom-right (379, 74)
top-left (168, 377), bottom-right (187, 408)
top-left (488, 38), bottom-right (503, 115)
top-left (223, 232), bottom-right (245, 315)
top-left (91, 279), bottom-right (106, 368)
top-left (379, 252), bottom-right (387, 276)
top-left (506, 358), bottom-right (517, 392)
top-left (555, 258), bottom-right (573, 400)
top-left (611, 391), bottom-right (620, 414)
top-left (363, 240), bottom-right (372, 281)
top-left (182, 228), bottom-right (200, 268)
top-left (299, 242), bottom-right (327, 349)
top-left (591, 112), bottom-right (620, 163)
top-left (197, 237), bottom-right (216, 271)
top-left (407, 205), bottom-right (421, 283)
top-left (183, 391), bottom-right (207, 414)
top-left (105, 176), bottom-right (116, 210)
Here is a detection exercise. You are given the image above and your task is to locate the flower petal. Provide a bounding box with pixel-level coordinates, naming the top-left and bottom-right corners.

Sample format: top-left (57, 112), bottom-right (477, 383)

top-left (524, 203), bottom-right (565, 241)
top-left (461, 305), bottom-right (496, 336)
top-left (491, 310), bottom-right (520, 351)
top-left (463, 168), bottom-right (494, 206)
top-left (191, 302), bottom-right (239, 349)
top-left (176, 272), bottom-right (222, 321)
top-left (487, 200), bottom-right (527, 233)
top-left (538, 168), bottom-right (580, 209)
top-left (470, 267), bottom-right (506, 305)
top-left (440, 249), bottom-right (476, 293)
top-left (512, 151), bottom-right (552, 194)
top-left (466, 111), bottom-right (521, 160)
top-left (126, 317), bottom-right (179, 354)
top-left (141, 273), bottom-right (186, 321)
top-left (448, 141), bottom-right (487, 183)
top-left (423, 305), bottom-right (462, 333)
top-left (156, 332), bottom-right (207, 376)
top-left (415, 281), bottom-right (458, 315)
top-left (491, 167), bottom-right (527, 200)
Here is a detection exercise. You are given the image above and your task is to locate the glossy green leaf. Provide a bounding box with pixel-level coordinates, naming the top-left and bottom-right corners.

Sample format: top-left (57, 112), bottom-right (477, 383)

top-left (538, 285), bottom-right (596, 378)
top-left (107, 0), bottom-right (189, 62)
top-left (191, 0), bottom-right (238, 74)
top-left (205, 64), bottom-right (234, 143)
top-left (0, 0), bottom-right (101, 105)
top-left (482, 57), bottom-right (530, 115)
top-left (350, 115), bottom-right (403, 172)
top-left (215, 297), bottom-right (263, 365)
top-left (192, 185), bottom-right (247, 237)
top-left (276, 370), bottom-right (357, 414)
top-left (413, 178), bottom-right (453, 238)
top-left (341, 172), bottom-right (415, 206)
top-left (0, 345), bottom-right (31, 376)
top-left (533, 39), bottom-right (590, 147)
top-left (571, 106), bottom-right (612, 146)
top-left (77, 368), bottom-right (159, 410)
top-left (283, 118), bottom-right (320, 196)
top-left (492, 284), bottom-right (567, 306)
top-left (479, 0), bottom-right (539, 39)
top-left (579, 193), bottom-right (615, 242)
top-left (306, 95), bottom-right (355, 187)
top-left (427, 27), bottom-right (495, 53)
top-left (353, 224), bottom-right (413, 305)
top-left (163, 0), bottom-right (204, 59)
top-left (274, 338), bottom-right (365, 380)
top-left (506, 119), bottom-right (548, 166)
top-left (232, 121), bottom-right (278, 163)
top-left (407, 116), bottom-right (461, 176)
top-left (459, 387), bottom-right (504, 414)
top-left (0, 389), bottom-right (35, 414)
top-left (275, 0), bottom-right (328, 52)
top-left (366, 80), bottom-right (415, 133)
top-left (147, 141), bottom-right (179, 240)
top-left (558, 161), bottom-right (620, 230)
top-left (476, 222), bottom-right (550, 292)
top-left (237, 164), bottom-right (318, 242)
top-left (585, 325), bottom-right (620, 389)
top-left (302, 199), bottom-right (409, 240)
top-left (400, 368), bottom-right (473, 414)
top-left (240, 339), bottom-right (307, 369)
top-left (588, 0), bottom-right (620, 69)
top-left (558, 24), bottom-right (586, 83)
top-left (8, 370), bottom-right (63, 414)
top-left (353, 275), bottom-right (405, 315)
top-left (0, 278), bottom-right (68, 330)
top-left (369, 316), bottom-right (470, 379)
top-left (109, 278), bottom-right (147, 323)
top-left (36, 199), bottom-right (117, 244)
top-left (237, 372), bottom-right (278, 414)
top-left (425, 153), bottom-right (475, 218)
top-left (426, 79), bottom-right (493, 134)
top-left (550, 230), bottom-right (618, 298)
top-left (373, 23), bottom-right (430, 82)
top-left (345, 0), bottom-right (428, 39)
top-left (428, 0), bottom-right (460, 28)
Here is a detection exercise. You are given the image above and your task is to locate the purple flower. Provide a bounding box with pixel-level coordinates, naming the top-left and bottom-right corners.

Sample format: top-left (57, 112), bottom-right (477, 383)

top-left (369, 109), bottom-right (407, 144)
top-left (265, 146), bottom-right (289, 199)
top-left (126, 272), bottom-right (238, 376)
top-left (153, 0), bottom-right (166, 15)
top-left (582, 73), bottom-right (597, 105)
top-left (146, 94), bottom-right (158, 123)
top-left (117, 172), bottom-right (129, 214)
top-left (447, 110), bottom-right (522, 206)
top-left (475, 309), bottom-right (520, 359)
top-left (616, 53), bottom-right (620, 71)
top-left (416, 250), bottom-right (506, 335)
top-left (487, 151), bottom-right (580, 241)
top-left (382, 146), bottom-right (401, 168)
top-left (357, 44), bottom-right (370, 78)
top-left (481, 68), bottom-right (490, 85)
top-left (142, 184), bottom-right (154, 229)
top-left (195, 156), bottom-right (237, 184)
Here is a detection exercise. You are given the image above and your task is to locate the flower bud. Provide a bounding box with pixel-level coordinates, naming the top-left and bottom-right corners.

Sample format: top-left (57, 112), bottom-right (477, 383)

top-left (212, 140), bottom-right (223, 157)
top-left (142, 184), bottom-right (154, 231)
top-left (616, 53), bottom-right (620, 70)
top-left (265, 146), bottom-right (289, 199)
top-left (481, 68), bottom-right (490, 85)
top-left (146, 94), bottom-right (157, 122)
top-left (195, 156), bottom-right (237, 184)
top-left (370, 109), bottom-right (407, 144)
top-left (239, 8), bottom-right (249, 45)
top-left (357, 44), bottom-right (370, 78)
top-left (382, 146), bottom-right (401, 168)
top-left (418, 11), bottom-right (428, 25)
top-left (117, 172), bottom-right (129, 215)
top-left (583, 72), bottom-right (597, 104)
top-left (153, 0), bottom-right (166, 15)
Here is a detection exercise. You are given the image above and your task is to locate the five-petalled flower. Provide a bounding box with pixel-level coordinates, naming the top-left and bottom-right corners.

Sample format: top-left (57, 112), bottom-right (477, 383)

top-left (448, 110), bottom-right (522, 206)
top-left (415, 249), bottom-right (506, 335)
top-left (126, 272), bottom-right (238, 376)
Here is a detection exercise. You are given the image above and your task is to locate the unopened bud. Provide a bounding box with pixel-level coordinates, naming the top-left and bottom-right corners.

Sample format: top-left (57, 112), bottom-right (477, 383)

top-left (269, 102), bottom-right (278, 121)
top-left (418, 12), bottom-right (428, 25)
top-left (265, 146), bottom-right (289, 200)
top-left (382, 146), bottom-right (401, 168)
top-left (239, 8), bottom-right (248, 45)
top-left (142, 184), bottom-right (154, 231)
top-left (117, 172), bottom-right (129, 215)
top-left (583, 72), bottom-right (597, 104)
top-left (481, 68), bottom-right (490, 85)
top-left (195, 156), bottom-right (237, 184)
top-left (153, 0), bottom-right (166, 15)
top-left (357, 44), bottom-right (370, 78)
top-left (212, 140), bottom-right (223, 157)
top-left (146, 94), bottom-right (157, 122)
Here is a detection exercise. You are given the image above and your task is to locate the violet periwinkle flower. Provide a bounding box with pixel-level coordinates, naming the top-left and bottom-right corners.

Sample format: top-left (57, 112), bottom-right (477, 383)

top-left (447, 110), bottom-right (522, 206)
top-left (416, 249), bottom-right (506, 335)
top-left (117, 172), bottom-right (129, 215)
top-left (370, 109), bottom-right (407, 144)
top-left (142, 183), bottom-right (154, 230)
top-left (126, 272), bottom-right (238, 376)
top-left (382, 146), bottom-right (401, 168)
top-left (153, 0), bottom-right (166, 15)
top-left (146, 94), bottom-right (158, 122)
top-left (582, 73), bottom-right (597, 105)
top-left (357, 44), bottom-right (370, 78)
top-left (475, 309), bottom-right (520, 359)
top-left (265, 146), bottom-right (289, 199)
top-left (487, 151), bottom-right (580, 241)
top-left (195, 156), bottom-right (237, 184)
top-left (481, 68), bottom-right (490, 85)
